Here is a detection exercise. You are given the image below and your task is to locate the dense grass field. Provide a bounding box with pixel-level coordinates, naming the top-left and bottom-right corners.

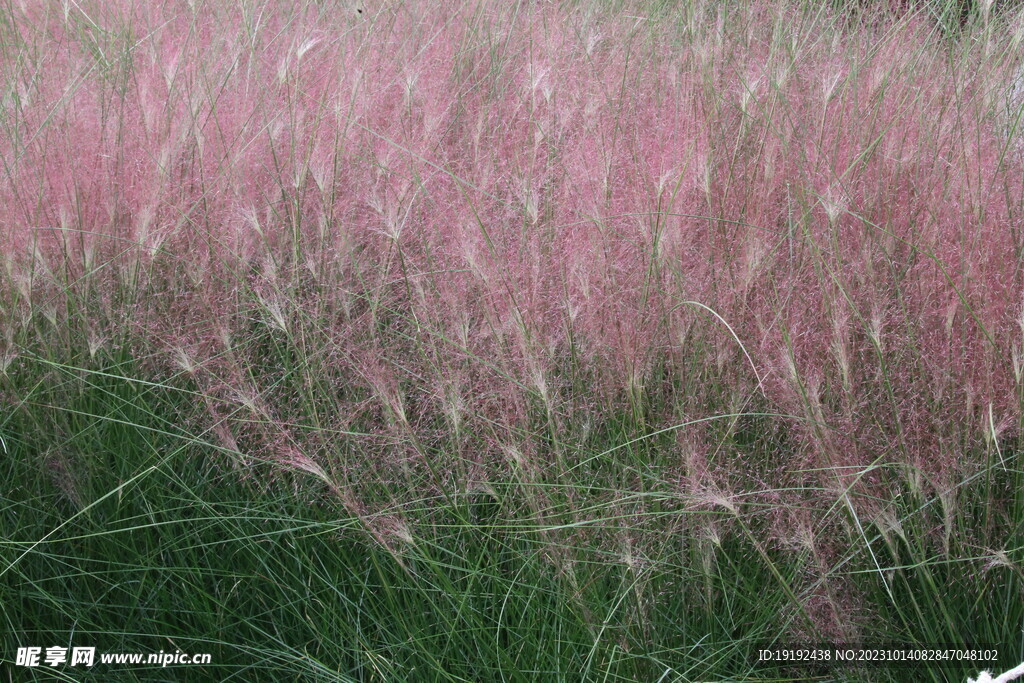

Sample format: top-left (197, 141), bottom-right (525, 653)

top-left (3, 0), bottom-right (1024, 680)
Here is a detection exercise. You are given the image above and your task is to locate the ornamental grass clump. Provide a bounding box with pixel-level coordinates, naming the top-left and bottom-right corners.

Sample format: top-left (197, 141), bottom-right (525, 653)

top-left (2, 0), bottom-right (1024, 662)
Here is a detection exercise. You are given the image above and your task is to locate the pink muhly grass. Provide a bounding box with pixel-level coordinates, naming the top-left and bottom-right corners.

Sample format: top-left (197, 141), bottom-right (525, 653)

top-left (2, 0), bottom-right (1024, 587)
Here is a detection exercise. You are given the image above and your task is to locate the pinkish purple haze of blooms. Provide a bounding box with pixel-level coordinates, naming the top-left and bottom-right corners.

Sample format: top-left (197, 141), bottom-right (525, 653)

top-left (2, 0), bottom-right (1024, 536)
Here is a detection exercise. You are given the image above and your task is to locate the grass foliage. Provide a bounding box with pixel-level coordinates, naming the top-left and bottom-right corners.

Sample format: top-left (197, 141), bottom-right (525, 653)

top-left (3, 0), bottom-right (1024, 679)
